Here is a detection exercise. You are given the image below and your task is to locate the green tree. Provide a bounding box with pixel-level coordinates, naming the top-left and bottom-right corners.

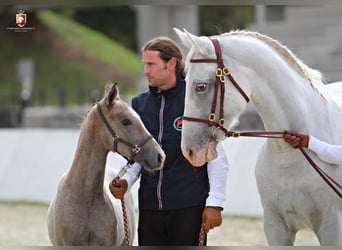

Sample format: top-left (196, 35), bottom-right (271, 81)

top-left (199, 5), bottom-right (255, 35)
top-left (73, 6), bottom-right (137, 51)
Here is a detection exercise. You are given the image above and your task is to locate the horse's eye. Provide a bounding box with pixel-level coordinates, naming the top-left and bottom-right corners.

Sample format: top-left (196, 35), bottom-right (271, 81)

top-left (195, 82), bottom-right (208, 92)
top-left (121, 118), bottom-right (131, 126)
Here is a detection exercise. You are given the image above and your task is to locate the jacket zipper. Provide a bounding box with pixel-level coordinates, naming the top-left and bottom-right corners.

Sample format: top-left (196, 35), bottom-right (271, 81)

top-left (157, 94), bottom-right (165, 210)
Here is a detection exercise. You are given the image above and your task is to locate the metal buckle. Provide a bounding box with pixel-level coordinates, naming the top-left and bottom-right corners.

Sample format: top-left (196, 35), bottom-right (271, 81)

top-left (208, 113), bottom-right (216, 122)
top-left (116, 163), bottom-right (132, 178)
top-left (216, 68), bottom-right (226, 82)
top-left (223, 67), bottom-right (230, 76)
top-left (232, 132), bottom-right (240, 137)
top-left (216, 68), bottom-right (223, 77)
top-left (219, 75), bottom-right (225, 83)
top-left (131, 145), bottom-right (141, 154)
top-left (219, 118), bottom-right (225, 126)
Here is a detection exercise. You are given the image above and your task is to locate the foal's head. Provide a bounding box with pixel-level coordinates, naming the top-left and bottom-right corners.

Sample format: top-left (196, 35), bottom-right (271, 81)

top-left (96, 81), bottom-right (165, 171)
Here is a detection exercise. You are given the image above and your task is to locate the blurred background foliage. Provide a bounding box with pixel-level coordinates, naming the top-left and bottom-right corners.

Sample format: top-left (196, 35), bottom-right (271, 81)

top-left (0, 5), bottom-right (254, 106)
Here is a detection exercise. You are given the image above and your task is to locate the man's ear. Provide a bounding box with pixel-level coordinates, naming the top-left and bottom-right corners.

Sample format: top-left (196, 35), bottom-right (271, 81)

top-left (168, 57), bottom-right (177, 70)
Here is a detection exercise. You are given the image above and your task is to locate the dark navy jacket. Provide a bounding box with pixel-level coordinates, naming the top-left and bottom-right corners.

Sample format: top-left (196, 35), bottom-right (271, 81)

top-left (131, 75), bottom-right (209, 210)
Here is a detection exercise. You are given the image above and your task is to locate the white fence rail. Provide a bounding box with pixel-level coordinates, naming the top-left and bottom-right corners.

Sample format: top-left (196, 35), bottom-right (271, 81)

top-left (0, 128), bottom-right (264, 217)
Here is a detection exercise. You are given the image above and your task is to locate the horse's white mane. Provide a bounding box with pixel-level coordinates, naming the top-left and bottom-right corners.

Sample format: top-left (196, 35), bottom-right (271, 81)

top-left (221, 30), bottom-right (325, 90)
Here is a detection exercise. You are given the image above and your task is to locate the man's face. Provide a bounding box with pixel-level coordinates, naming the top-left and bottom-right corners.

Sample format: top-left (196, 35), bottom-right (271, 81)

top-left (142, 50), bottom-right (173, 90)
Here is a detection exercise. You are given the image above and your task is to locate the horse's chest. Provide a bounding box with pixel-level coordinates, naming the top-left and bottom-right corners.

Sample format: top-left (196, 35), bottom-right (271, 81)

top-left (73, 201), bottom-right (114, 226)
top-left (258, 178), bottom-right (320, 229)
top-left (58, 200), bottom-right (116, 244)
top-left (255, 160), bottom-right (321, 227)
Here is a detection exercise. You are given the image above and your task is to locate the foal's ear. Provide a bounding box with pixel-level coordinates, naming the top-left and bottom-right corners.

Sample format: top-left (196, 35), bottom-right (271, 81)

top-left (105, 81), bottom-right (119, 106)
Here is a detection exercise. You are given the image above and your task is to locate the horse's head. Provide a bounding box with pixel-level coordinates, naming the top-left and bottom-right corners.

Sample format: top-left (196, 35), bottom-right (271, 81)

top-left (97, 81), bottom-right (165, 171)
top-left (174, 28), bottom-right (252, 166)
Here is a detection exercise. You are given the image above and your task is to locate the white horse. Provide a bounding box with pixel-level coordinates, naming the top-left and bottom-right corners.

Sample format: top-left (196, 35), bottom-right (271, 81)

top-left (47, 82), bottom-right (165, 245)
top-left (174, 28), bottom-right (342, 245)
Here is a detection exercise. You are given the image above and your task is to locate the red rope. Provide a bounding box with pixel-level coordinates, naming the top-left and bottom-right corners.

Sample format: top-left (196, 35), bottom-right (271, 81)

top-left (111, 165), bottom-right (132, 246)
top-left (198, 222), bottom-right (206, 246)
top-left (120, 197), bottom-right (130, 245)
top-left (111, 174), bottom-right (130, 246)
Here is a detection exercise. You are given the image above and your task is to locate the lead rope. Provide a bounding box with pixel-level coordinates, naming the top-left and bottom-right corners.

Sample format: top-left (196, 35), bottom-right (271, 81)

top-left (120, 196), bottom-right (130, 246)
top-left (111, 176), bottom-right (130, 246)
top-left (111, 163), bottom-right (133, 246)
top-left (198, 222), bottom-right (206, 246)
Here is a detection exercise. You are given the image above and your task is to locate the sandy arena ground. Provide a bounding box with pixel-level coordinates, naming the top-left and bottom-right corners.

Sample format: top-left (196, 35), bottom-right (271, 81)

top-left (0, 202), bottom-right (319, 246)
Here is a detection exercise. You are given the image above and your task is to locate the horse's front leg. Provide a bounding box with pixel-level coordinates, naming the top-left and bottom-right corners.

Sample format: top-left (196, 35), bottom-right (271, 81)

top-left (263, 208), bottom-right (296, 246)
top-left (316, 210), bottom-right (342, 246)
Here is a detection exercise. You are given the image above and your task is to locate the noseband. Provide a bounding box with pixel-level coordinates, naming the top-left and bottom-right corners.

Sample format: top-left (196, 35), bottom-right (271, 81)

top-left (96, 103), bottom-right (152, 164)
top-left (182, 37), bottom-right (249, 137)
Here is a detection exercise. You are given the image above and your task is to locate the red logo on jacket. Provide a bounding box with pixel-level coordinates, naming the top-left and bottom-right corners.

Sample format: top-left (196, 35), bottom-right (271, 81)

top-left (173, 116), bottom-right (182, 131)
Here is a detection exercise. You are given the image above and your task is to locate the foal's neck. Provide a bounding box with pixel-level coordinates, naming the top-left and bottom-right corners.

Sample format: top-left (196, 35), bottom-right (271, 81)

top-left (68, 112), bottom-right (108, 198)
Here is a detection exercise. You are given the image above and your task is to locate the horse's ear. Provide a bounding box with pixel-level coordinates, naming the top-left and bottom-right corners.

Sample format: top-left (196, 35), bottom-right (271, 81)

top-left (174, 28), bottom-right (192, 49)
top-left (104, 81), bottom-right (119, 106)
top-left (174, 28), bottom-right (207, 55)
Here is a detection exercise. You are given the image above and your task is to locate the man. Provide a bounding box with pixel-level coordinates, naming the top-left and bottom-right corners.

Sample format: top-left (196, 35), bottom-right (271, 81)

top-left (110, 36), bottom-right (229, 246)
top-left (284, 130), bottom-right (342, 165)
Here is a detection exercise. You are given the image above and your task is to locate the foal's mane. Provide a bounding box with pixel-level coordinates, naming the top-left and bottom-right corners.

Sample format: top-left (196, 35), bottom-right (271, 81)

top-left (221, 30), bottom-right (325, 91)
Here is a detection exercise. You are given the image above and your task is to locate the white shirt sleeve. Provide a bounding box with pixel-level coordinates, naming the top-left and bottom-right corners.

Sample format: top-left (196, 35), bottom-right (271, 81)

top-left (205, 140), bottom-right (229, 209)
top-left (122, 162), bottom-right (142, 190)
top-left (308, 135), bottom-right (342, 166)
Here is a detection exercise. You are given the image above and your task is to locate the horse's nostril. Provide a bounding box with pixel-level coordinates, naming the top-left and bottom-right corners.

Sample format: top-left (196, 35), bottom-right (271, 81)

top-left (188, 149), bottom-right (193, 158)
top-left (158, 153), bottom-right (163, 163)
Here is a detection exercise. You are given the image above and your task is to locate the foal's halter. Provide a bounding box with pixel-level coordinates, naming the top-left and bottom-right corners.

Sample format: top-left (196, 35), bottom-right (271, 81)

top-left (182, 36), bottom-right (250, 137)
top-left (97, 103), bottom-right (152, 164)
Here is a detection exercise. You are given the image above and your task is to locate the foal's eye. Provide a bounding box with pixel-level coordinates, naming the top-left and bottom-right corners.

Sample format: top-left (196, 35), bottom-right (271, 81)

top-left (121, 118), bottom-right (131, 126)
top-left (195, 82), bottom-right (208, 92)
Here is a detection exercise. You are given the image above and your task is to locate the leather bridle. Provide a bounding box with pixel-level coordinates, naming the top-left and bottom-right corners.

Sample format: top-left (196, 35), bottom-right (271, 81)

top-left (182, 37), bottom-right (341, 199)
top-left (182, 36), bottom-right (250, 138)
top-left (97, 103), bottom-right (152, 164)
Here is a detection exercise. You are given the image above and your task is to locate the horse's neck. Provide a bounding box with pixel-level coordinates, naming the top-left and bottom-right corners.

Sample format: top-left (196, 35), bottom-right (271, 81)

top-left (67, 113), bottom-right (108, 197)
top-left (249, 65), bottom-right (326, 133)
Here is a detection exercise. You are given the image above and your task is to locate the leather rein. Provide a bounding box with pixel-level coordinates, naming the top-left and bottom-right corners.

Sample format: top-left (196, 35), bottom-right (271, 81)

top-left (184, 36), bottom-right (341, 199)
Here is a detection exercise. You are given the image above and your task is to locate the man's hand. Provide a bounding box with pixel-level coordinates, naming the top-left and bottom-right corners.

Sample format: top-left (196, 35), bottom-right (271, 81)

top-left (201, 207), bottom-right (223, 234)
top-left (109, 178), bottom-right (128, 199)
top-left (283, 130), bottom-right (309, 148)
